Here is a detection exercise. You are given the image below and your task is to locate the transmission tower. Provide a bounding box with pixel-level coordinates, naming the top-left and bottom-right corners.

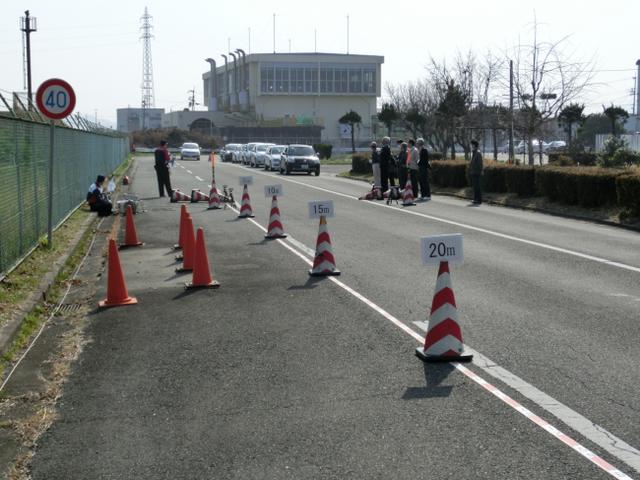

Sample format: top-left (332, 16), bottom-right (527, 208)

top-left (140, 7), bottom-right (155, 115)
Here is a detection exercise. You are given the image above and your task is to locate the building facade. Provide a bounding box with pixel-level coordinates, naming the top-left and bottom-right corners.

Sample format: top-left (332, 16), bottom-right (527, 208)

top-left (116, 108), bottom-right (164, 132)
top-left (202, 52), bottom-right (384, 144)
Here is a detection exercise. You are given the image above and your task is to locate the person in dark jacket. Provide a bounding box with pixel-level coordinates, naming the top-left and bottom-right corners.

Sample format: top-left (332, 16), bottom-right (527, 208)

top-left (379, 136), bottom-right (394, 192)
top-left (154, 140), bottom-right (173, 197)
top-left (397, 142), bottom-right (408, 190)
top-left (469, 139), bottom-right (483, 205)
top-left (86, 175), bottom-right (113, 216)
top-left (416, 138), bottom-right (431, 200)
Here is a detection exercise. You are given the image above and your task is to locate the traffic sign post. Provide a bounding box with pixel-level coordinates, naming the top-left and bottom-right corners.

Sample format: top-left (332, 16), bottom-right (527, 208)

top-left (35, 79), bottom-right (76, 248)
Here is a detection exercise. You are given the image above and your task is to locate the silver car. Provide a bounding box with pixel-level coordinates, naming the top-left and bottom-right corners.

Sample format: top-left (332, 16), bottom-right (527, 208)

top-left (264, 145), bottom-right (286, 171)
top-left (251, 143), bottom-right (275, 167)
top-left (180, 142), bottom-right (201, 160)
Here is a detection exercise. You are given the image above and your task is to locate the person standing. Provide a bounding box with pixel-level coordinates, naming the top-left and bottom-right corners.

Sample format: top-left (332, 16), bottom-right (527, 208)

top-left (407, 139), bottom-right (419, 198)
top-left (416, 138), bottom-right (431, 200)
top-left (379, 136), bottom-right (394, 192)
top-left (397, 142), bottom-right (408, 191)
top-left (370, 142), bottom-right (382, 197)
top-left (469, 139), bottom-right (483, 205)
top-left (154, 140), bottom-right (173, 197)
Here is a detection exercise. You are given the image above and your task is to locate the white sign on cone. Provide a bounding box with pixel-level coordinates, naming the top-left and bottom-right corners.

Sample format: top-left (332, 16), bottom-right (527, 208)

top-left (420, 234), bottom-right (464, 266)
top-left (308, 200), bottom-right (334, 219)
top-left (264, 184), bottom-right (283, 197)
top-left (239, 176), bottom-right (253, 186)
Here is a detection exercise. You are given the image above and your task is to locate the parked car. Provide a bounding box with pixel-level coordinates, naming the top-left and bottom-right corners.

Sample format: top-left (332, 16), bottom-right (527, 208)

top-left (279, 144), bottom-right (320, 176)
top-left (250, 143), bottom-right (275, 167)
top-left (264, 145), bottom-right (287, 171)
top-left (544, 140), bottom-right (567, 154)
top-left (242, 143), bottom-right (261, 165)
top-left (223, 143), bottom-right (242, 162)
top-left (515, 139), bottom-right (546, 154)
top-left (180, 142), bottom-right (201, 160)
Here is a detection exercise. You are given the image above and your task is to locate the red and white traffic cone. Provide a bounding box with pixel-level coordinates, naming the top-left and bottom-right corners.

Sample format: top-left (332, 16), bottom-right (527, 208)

top-left (265, 195), bottom-right (286, 239)
top-left (402, 178), bottom-right (416, 206)
top-left (190, 189), bottom-right (210, 203)
top-left (416, 261), bottom-right (473, 362)
top-left (237, 184), bottom-right (255, 218)
top-left (171, 189), bottom-right (191, 202)
top-left (207, 176), bottom-right (221, 210)
top-left (308, 216), bottom-right (340, 277)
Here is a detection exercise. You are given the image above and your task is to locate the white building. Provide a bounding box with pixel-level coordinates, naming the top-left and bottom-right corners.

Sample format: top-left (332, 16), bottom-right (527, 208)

top-left (116, 107), bottom-right (164, 132)
top-left (202, 52), bottom-right (384, 144)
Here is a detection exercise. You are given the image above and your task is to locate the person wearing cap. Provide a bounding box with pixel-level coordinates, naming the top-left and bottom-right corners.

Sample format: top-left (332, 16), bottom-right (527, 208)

top-left (154, 140), bottom-right (173, 197)
top-left (407, 139), bottom-right (420, 198)
top-left (86, 175), bottom-right (113, 216)
top-left (370, 141), bottom-right (382, 198)
top-left (469, 139), bottom-right (483, 205)
top-left (416, 138), bottom-right (432, 200)
top-left (379, 136), bottom-right (394, 193)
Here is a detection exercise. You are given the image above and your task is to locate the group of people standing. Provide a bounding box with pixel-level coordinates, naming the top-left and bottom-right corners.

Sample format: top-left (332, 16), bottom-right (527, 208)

top-left (370, 137), bottom-right (484, 205)
top-left (370, 137), bottom-right (432, 201)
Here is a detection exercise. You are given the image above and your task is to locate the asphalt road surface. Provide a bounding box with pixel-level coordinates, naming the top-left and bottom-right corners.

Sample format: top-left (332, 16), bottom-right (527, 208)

top-left (29, 155), bottom-right (640, 479)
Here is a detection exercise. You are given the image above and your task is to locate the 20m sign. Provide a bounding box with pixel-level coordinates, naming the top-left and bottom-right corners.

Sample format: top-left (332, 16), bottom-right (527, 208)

top-left (36, 78), bottom-right (76, 120)
top-left (421, 234), bottom-right (464, 266)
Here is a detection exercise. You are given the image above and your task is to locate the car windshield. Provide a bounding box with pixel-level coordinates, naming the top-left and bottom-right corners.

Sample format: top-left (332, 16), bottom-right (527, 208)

top-left (269, 147), bottom-right (284, 154)
top-left (289, 146), bottom-right (315, 156)
top-left (182, 143), bottom-right (199, 149)
top-left (257, 145), bottom-right (269, 152)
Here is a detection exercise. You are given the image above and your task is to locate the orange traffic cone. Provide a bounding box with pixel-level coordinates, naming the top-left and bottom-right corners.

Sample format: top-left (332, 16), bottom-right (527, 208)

top-left (415, 261), bottom-right (473, 363)
top-left (309, 216), bottom-right (340, 276)
top-left (173, 205), bottom-right (188, 250)
top-left (265, 195), bottom-right (286, 239)
top-left (185, 228), bottom-right (220, 289)
top-left (99, 239), bottom-right (138, 308)
top-left (119, 204), bottom-right (143, 249)
top-left (176, 215), bottom-right (196, 272)
top-left (402, 178), bottom-right (416, 206)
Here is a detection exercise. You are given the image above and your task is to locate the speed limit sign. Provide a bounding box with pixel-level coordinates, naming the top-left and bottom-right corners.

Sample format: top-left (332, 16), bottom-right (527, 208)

top-left (36, 78), bottom-right (76, 120)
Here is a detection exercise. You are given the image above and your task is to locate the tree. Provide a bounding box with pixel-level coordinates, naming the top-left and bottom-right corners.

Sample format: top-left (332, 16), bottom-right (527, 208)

top-left (577, 113), bottom-right (623, 149)
top-left (557, 103), bottom-right (585, 148)
top-left (436, 80), bottom-right (468, 159)
top-left (602, 104), bottom-right (629, 137)
top-left (377, 103), bottom-right (398, 137)
top-left (339, 110), bottom-right (362, 153)
top-left (508, 19), bottom-right (594, 164)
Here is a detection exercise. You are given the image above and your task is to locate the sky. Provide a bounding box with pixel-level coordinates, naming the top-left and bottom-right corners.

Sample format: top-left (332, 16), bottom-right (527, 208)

top-left (2, 0), bottom-right (639, 128)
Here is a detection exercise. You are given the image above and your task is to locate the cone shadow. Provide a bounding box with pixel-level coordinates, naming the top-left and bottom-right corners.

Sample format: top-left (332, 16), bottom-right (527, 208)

top-left (401, 363), bottom-right (455, 400)
top-left (288, 276), bottom-right (323, 291)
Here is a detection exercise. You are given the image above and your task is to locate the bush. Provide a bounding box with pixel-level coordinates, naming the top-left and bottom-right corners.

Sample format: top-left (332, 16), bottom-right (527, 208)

top-left (611, 149), bottom-right (640, 167)
top-left (351, 154), bottom-right (371, 174)
top-left (548, 152), bottom-right (597, 166)
top-left (548, 154), bottom-right (576, 166)
top-left (599, 136), bottom-right (628, 167)
top-left (536, 166), bottom-right (622, 207)
top-left (430, 160), bottom-right (468, 188)
top-left (313, 143), bottom-right (333, 160)
top-left (616, 174), bottom-right (640, 214)
top-left (505, 165), bottom-right (536, 196)
top-left (482, 163), bottom-right (508, 193)
top-left (428, 151), bottom-right (444, 161)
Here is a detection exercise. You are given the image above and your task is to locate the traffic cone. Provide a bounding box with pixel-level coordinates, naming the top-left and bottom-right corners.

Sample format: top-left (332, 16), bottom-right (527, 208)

top-left (185, 228), bottom-right (220, 289)
top-left (207, 176), bottom-right (221, 210)
top-left (119, 204), bottom-right (143, 249)
top-left (415, 261), bottom-right (473, 363)
top-left (237, 184), bottom-right (255, 218)
top-left (265, 195), bottom-right (287, 239)
top-left (308, 216), bottom-right (340, 277)
top-left (175, 215), bottom-right (196, 273)
top-left (171, 189), bottom-right (191, 202)
top-left (190, 189), bottom-right (210, 203)
top-left (402, 178), bottom-right (416, 206)
top-left (99, 239), bottom-right (138, 308)
top-left (173, 205), bottom-right (188, 250)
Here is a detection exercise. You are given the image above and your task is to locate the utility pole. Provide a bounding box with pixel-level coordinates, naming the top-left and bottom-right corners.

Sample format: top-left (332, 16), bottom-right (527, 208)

top-left (20, 10), bottom-right (37, 107)
top-left (346, 15), bottom-right (350, 54)
top-left (273, 14), bottom-right (276, 53)
top-left (509, 59), bottom-right (515, 163)
top-left (188, 88), bottom-right (196, 111)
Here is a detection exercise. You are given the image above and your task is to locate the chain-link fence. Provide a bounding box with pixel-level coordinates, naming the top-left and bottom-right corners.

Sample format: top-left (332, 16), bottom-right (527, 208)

top-left (0, 115), bottom-right (128, 277)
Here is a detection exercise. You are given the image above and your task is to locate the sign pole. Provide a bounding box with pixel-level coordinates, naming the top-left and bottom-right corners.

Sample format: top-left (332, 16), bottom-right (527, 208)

top-left (47, 119), bottom-right (55, 248)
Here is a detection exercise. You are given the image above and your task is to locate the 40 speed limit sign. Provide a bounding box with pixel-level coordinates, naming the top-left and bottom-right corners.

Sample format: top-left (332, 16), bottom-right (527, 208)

top-left (36, 78), bottom-right (76, 120)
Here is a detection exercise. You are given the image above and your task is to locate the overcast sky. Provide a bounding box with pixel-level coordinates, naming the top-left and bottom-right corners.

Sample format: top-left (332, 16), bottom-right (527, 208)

top-left (2, 0), bottom-right (639, 128)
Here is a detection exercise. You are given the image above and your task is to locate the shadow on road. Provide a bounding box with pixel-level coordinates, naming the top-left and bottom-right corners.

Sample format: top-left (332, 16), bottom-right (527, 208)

top-left (287, 276), bottom-right (324, 291)
top-left (401, 362), bottom-right (455, 399)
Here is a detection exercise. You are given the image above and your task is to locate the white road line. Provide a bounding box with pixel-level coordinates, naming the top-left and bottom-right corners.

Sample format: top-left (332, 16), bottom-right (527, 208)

top-left (225, 200), bottom-right (637, 479)
top-left (186, 169), bottom-right (192, 174)
top-left (224, 164), bottom-right (640, 274)
top-left (195, 176), bottom-right (204, 182)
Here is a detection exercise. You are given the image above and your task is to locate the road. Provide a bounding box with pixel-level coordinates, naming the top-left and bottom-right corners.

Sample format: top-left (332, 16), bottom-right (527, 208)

top-left (29, 155), bottom-right (640, 479)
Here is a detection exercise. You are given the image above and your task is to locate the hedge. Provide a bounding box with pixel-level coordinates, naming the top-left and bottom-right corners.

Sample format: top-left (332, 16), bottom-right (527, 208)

top-left (548, 152), bottom-right (598, 166)
top-left (482, 163), bottom-right (508, 193)
top-left (313, 143), bottom-right (333, 160)
top-left (430, 160), bottom-right (468, 188)
top-left (536, 167), bottom-right (621, 207)
top-left (505, 165), bottom-right (536, 196)
top-left (351, 154), bottom-right (372, 174)
top-left (616, 174), bottom-right (640, 214)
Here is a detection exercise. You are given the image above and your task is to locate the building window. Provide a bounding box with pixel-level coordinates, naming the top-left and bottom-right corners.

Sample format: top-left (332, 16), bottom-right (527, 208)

top-left (363, 69), bottom-right (375, 93)
top-left (334, 68), bottom-right (348, 93)
top-left (275, 66), bottom-right (289, 93)
top-left (261, 65), bottom-right (275, 93)
top-left (349, 69), bottom-right (362, 93)
top-left (320, 67), bottom-right (333, 93)
top-left (305, 67), bottom-right (318, 93)
top-left (291, 68), bottom-right (304, 93)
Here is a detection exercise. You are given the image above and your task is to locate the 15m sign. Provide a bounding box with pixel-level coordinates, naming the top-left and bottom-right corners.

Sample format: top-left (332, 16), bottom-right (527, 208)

top-left (421, 234), bottom-right (464, 266)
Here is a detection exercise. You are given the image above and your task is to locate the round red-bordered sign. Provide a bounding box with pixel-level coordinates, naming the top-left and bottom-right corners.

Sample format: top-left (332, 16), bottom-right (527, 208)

top-left (36, 78), bottom-right (76, 120)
